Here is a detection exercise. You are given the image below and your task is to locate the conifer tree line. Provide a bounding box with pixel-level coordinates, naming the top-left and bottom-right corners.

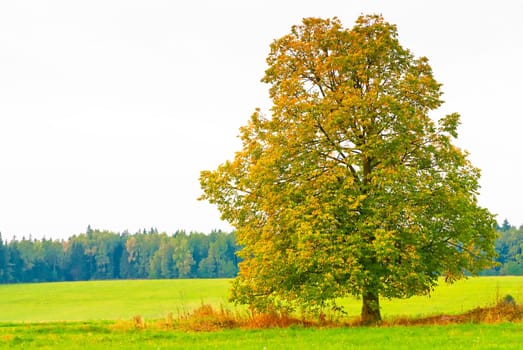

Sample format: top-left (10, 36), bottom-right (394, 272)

top-left (0, 227), bottom-right (239, 283)
top-left (0, 222), bottom-right (522, 283)
top-left (482, 220), bottom-right (523, 276)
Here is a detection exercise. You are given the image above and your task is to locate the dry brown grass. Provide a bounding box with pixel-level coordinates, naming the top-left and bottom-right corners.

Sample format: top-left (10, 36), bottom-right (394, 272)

top-left (111, 296), bottom-right (523, 331)
top-left (175, 304), bottom-right (238, 331)
top-left (384, 296), bottom-right (523, 327)
top-left (172, 304), bottom-right (319, 331)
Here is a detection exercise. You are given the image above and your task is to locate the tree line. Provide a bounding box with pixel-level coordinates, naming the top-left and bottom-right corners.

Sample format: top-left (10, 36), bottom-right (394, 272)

top-left (0, 221), bottom-right (522, 284)
top-left (482, 219), bottom-right (523, 276)
top-left (0, 227), bottom-right (239, 283)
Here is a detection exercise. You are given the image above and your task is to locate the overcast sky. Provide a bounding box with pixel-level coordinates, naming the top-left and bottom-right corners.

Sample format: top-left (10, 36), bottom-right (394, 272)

top-left (0, 1), bottom-right (521, 240)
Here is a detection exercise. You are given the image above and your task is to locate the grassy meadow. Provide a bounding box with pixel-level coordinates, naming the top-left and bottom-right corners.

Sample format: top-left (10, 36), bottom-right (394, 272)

top-left (2, 277), bottom-right (523, 322)
top-left (0, 279), bottom-right (231, 322)
top-left (2, 322), bottom-right (523, 349)
top-left (2, 277), bottom-right (523, 349)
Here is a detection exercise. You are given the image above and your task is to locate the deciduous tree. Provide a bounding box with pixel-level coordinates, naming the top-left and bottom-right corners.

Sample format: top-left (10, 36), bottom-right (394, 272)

top-left (200, 15), bottom-right (497, 324)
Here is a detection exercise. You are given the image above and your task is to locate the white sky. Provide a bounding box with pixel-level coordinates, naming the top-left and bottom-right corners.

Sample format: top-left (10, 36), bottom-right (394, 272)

top-left (0, 1), bottom-right (522, 240)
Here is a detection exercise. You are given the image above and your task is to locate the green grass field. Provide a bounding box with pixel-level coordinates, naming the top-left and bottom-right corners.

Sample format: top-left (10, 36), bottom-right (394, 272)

top-left (1, 277), bottom-right (523, 322)
top-left (2, 322), bottom-right (523, 349)
top-left (0, 279), bottom-right (232, 322)
top-left (1, 277), bottom-right (523, 349)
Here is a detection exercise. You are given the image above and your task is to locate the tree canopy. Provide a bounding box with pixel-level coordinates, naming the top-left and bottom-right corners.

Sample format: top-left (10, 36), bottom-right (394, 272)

top-left (200, 15), bottom-right (497, 324)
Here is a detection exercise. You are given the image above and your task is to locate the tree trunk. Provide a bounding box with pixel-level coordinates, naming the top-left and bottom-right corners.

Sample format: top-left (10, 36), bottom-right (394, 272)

top-left (361, 290), bottom-right (381, 325)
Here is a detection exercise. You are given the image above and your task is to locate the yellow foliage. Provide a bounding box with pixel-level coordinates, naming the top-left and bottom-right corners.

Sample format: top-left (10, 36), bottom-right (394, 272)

top-left (199, 14), bottom-right (497, 324)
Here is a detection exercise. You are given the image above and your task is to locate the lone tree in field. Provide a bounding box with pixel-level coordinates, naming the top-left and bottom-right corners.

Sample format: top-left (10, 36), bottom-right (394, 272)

top-left (200, 15), bottom-right (497, 324)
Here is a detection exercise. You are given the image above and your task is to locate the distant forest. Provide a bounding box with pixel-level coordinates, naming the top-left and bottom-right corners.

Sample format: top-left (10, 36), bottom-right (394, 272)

top-left (483, 220), bottom-right (523, 275)
top-left (0, 227), bottom-right (239, 283)
top-left (0, 221), bottom-right (522, 283)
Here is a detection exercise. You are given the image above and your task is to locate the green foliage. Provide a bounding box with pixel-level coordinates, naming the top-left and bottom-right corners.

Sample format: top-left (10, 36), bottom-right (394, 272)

top-left (200, 15), bottom-right (497, 323)
top-left (0, 228), bottom-right (238, 283)
top-left (481, 220), bottom-right (523, 276)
